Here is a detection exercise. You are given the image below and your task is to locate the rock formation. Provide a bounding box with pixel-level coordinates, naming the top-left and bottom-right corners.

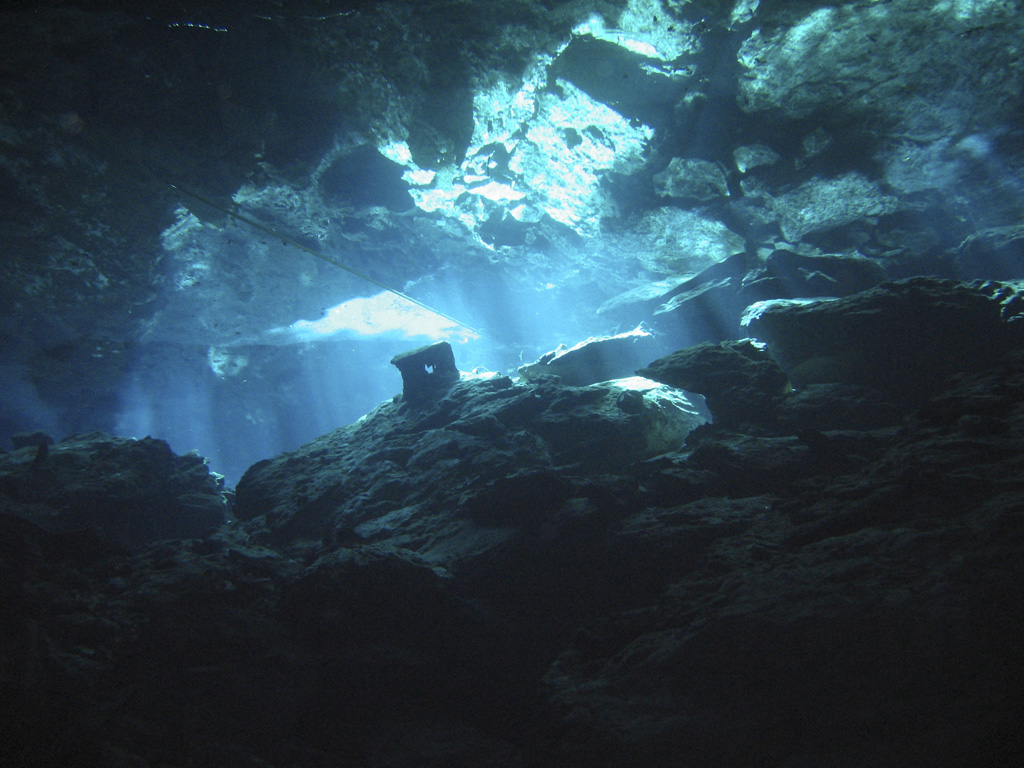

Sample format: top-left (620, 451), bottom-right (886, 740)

top-left (2, 1), bottom-right (1024, 764)
top-left (3, 280), bottom-right (1023, 767)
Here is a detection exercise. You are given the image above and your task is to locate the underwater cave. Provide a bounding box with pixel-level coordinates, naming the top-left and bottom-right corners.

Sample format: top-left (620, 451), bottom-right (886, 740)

top-left (1, 1), bottom-right (1023, 766)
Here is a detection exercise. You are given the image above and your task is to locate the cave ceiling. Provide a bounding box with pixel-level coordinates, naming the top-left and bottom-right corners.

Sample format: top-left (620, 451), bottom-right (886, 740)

top-left (1, 0), bottom-right (1022, 468)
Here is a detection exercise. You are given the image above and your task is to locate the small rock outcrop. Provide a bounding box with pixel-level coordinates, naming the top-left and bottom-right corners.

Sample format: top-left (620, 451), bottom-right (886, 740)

top-left (956, 225), bottom-right (1024, 280)
top-left (390, 340), bottom-right (461, 403)
top-left (0, 432), bottom-right (228, 550)
top-left (518, 326), bottom-right (659, 386)
top-left (639, 339), bottom-right (789, 429)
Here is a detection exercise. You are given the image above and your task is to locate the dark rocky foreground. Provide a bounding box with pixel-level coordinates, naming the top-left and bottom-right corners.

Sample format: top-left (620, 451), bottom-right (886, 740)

top-left (3, 279), bottom-right (1023, 767)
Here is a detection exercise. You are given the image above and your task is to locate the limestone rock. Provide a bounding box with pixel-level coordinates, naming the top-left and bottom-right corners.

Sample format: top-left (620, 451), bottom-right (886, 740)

top-left (10, 430), bottom-right (54, 450)
top-left (3, 351), bottom-right (1023, 767)
top-left (3, 3), bottom-right (1024, 766)
top-left (956, 225), bottom-right (1024, 281)
top-left (653, 157), bottom-right (729, 202)
top-left (607, 248), bottom-right (889, 350)
top-left (763, 172), bottom-right (899, 243)
top-left (733, 143), bottom-right (779, 174)
top-left (760, 248), bottom-right (886, 297)
top-left (518, 327), bottom-right (658, 386)
top-left (234, 373), bottom-right (705, 546)
top-left (645, 253), bottom-right (755, 346)
top-left (639, 339), bottom-right (789, 428)
top-left (743, 277), bottom-right (1024, 404)
top-left (775, 382), bottom-right (903, 432)
top-left (607, 208), bottom-right (746, 278)
top-left (0, 432), bottom-right (227, 549)
top-left (737, 1), bottom-right (1023, 133)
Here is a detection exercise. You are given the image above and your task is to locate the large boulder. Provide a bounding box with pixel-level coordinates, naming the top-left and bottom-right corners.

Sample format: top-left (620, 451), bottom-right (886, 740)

top-left (638, 339), bottom-right (789, 429)
top-left (743, 278), bottom-right (1024, 404)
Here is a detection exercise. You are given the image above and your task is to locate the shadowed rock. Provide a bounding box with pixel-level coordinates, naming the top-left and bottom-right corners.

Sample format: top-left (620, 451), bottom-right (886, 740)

top-left (639, 339), bottom-right (789, 428)
top-left (743, 277), bottom-right (1024, 404)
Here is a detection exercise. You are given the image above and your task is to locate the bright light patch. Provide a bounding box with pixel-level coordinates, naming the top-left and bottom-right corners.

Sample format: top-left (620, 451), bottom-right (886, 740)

top-left (380, 141), bottom-right (413, 165)
top-left (784, 7), bottom-right (837, 50)
top-left (282, 292), bottom-right (478, 343)
top-left (375, 11), bottom-right (657, 239)
top-left (470, 180), bottom-right (526, 203)
top-left (730, 0), bottom-right (760, 27)
top-left (412, 185), bottom-right (466, 213)
top-left (575, 0), bottom-right (695, 61)
top-left (573, 13), bottom-right (607, 37)
top-left (611, 36), bottom-right (660, 58)
top-left (934, 0), bottom-right (1006, 20)
top-left (207, 346), bottom-right (249, 378)
top-left (613, 375), bottom-right (669, 392)
top-left (404, 168), bottom-right (436, 185)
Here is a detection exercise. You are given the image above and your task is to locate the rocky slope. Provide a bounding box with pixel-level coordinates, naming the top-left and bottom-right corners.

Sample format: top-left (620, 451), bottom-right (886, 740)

top-left (2, 279), bottom-right (1022, 767)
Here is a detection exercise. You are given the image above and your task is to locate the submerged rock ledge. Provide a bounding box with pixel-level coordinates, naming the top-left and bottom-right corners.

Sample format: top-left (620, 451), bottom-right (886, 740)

top-left (2, 280), bottom-right (1023, 767)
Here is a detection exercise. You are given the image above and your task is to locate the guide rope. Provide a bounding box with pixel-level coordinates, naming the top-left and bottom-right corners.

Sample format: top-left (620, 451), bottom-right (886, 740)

top-left (166, 182), bottom-right (483, 339)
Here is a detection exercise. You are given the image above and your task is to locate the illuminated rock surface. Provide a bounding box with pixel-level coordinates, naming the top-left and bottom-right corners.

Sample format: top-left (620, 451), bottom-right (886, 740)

top-left (517, 326), bottom-right (658, 385)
